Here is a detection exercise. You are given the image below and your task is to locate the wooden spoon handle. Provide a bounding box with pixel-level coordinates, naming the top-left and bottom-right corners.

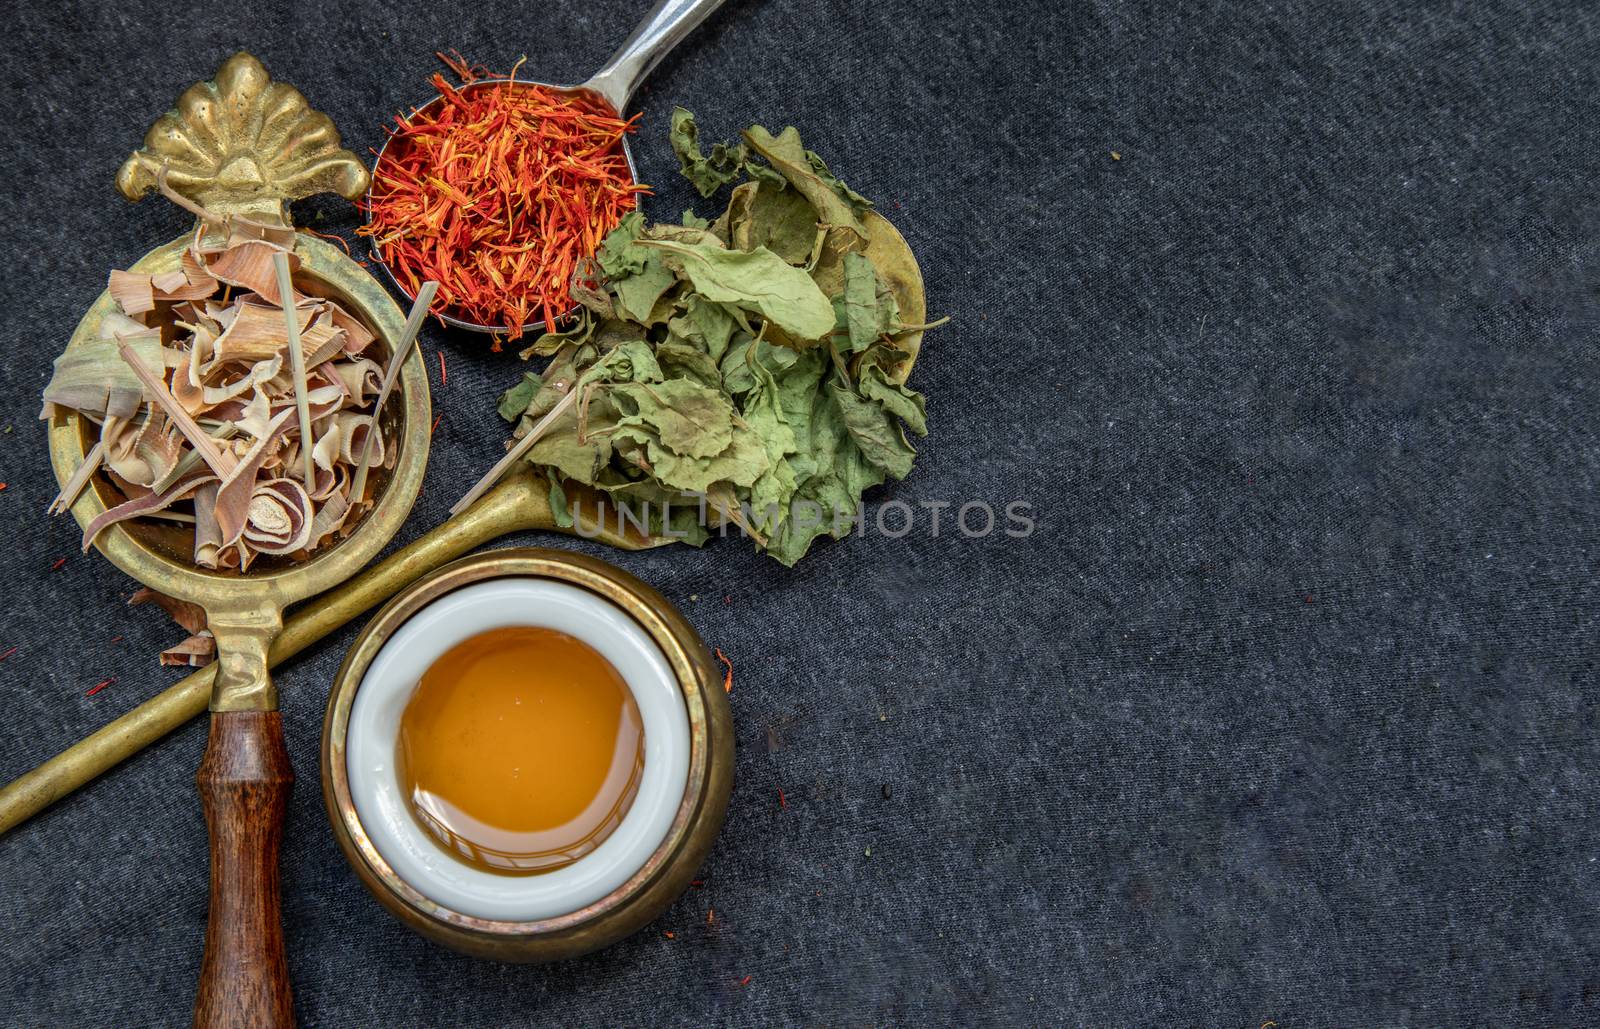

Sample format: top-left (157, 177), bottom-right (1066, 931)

top-left (194, 710), bottom-right (295, 1029)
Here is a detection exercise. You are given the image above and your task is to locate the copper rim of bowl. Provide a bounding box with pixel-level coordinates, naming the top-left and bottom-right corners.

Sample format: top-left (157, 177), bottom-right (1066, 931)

top-left (47, 233), bottom-right (431, 596)
top-left (364, 79), bottom-right (639, 337)
top-left (321, 547), bottom-right (732, 954)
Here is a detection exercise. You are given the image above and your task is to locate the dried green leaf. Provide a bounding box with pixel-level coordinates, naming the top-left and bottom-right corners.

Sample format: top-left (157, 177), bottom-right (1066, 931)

top-left (828, 378), bottom-right (916, 480)
top-left (498, 372), bottom-right (542, 422)
top-left (500, 341), bottom-right (600, 424)
top-left (831, 252), bottom-right (898, 353)
top-left (742, 125), bottom-right (868, 238)
top-left (595, 212), bottom-right (678, 323)
top-left (599, 478), bottom-right (713, 546)
top-left (727, 180), bottom-right (821, 265)
top-left (806, 148), bottom-right (875, 211)
top-left (611, 420), bottom-right (769, 494)
top-left (670, 107), bottom-right (750, 197)
top-left (643, 223), bottom-right (723, 247)
top-left (667, 296), bottom-right (739, 364)
top-left (858, 363), bottom-right (928, 437)
top-left (742, 359), bottom-right (801, 528)
top-left (584, 338), bottom-right (663, 386)
top-left (656, 339), bottom-right (723, 387)
top-left (547, 472), bottom-right (575, 529)
top-left (611, 379), bottom-right (736, 459)
top-left (527, 422), bottom-right (613, 484)
top-left (570, 258), bottom-right (615, 319)
top-left (597, 211), bottom-right (648, 277)
top-left (518, 311), bottom-right (594, 360)
top-left (636, 239), bottom-right (835, 341)
top-left (720, 334), bottom-right (805, 396)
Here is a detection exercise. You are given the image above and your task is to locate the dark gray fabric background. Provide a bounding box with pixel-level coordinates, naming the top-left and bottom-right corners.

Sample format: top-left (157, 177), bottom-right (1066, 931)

top-left (2, 0), bottom-right (1597, 1025)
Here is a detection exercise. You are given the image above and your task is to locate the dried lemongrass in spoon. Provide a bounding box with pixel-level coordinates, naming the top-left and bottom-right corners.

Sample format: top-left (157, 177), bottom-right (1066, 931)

top-left (350, 280), bottom-right (437, 506)
top-left (43, 190), bottom-right (400, 664)
top-left (113, 338), bottom-right (234, 479)
top-left (272, 251), bottom-right (318, 486)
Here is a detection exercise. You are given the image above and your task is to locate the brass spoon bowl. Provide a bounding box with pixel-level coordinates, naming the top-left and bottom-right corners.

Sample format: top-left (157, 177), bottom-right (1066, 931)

top-left (47, 54), bottom-right (429, 1028)
top-left (51, 239), bottom-right (431, 672)
top-left (367, 0), bottom-right (728, 334)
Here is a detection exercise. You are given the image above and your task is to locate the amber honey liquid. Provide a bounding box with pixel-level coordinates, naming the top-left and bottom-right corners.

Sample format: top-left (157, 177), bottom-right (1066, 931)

top-left (396, 626), bottom-right (644, 875)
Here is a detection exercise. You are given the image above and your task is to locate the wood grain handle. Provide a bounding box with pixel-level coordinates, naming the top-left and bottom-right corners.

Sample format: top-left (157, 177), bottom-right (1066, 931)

top-left (194, 710), bottom-right (295, 1029)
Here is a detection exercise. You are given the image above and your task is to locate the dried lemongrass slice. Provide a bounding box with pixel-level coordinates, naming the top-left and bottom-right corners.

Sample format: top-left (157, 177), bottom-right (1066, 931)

top-left (329, 358), bottom-right (383, 404)
top-left (81, 469), bottom-right (216, 551)
top-left (311, 418), bottom-right (345, 472)
top-left (41, 334), bottom-right (161, 421)
top-left (49, 438), bottom-right (106, 516)
top-left (242, 477), bottom-right (314, 555)
top-left (151, 270), bottom-right (187, 294)
top-left (152, 424), bottom-right (239, 495)
top-left (329, 305), bottom-right (375, 355)
top-left (205, 240), bottom-right (302, 305)
top-left (234, 390), bottom-right (276, 440)
top-left (129, 582), bottom-right (217, 668)
top-left (109, 270), bottom-right (156, 315)
top-left (272, 251), bottom-right (318, 486)
top-left (200, 356), bottom-right (283, 407)
top-left (104, 410), bottom-right (184, 488)
top-left (177, 247), bottom-right (220, 298)
top-left (308, 461), bottom-right (349, 503)
top-left (215, 407), bottom-right (294, 546)
top-left (332, 413), bottom-right (383, 468)
top-left (210, 302), bottom-right (343, 371)
top-left (307, 488), bottom-right (351, 549)
top-left (115, 339), bottom-right (234, 480)
top-left (193, 481), bottom-right (223, 568)
top-left (160, 632), bottom-right (216, 667)
top-left (128, 586), bottom-right (208, 635)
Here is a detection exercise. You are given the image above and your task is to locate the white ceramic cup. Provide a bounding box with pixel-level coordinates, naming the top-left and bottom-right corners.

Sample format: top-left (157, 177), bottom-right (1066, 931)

top-left (345, 577), bottom-right (691, 921)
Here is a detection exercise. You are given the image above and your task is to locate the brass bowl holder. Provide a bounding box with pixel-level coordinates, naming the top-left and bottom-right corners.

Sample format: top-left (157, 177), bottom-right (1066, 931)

top-left (322, 548), bottom-right (733, 961)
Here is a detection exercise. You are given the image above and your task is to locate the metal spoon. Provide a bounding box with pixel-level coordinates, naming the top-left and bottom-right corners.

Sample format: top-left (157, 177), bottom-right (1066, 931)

top-left (367, 0), bottom-right (729, 335)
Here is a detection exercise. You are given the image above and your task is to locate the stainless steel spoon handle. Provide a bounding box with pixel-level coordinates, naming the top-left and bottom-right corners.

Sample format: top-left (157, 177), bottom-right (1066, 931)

top-left (582, 0), bottom-right (729, 112)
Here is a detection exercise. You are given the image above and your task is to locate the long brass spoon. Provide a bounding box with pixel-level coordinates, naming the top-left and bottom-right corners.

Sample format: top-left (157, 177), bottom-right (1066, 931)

top-left (0, 206), bottom-right (927, 835)
top-left (0, 468), bottom-right (657, 836)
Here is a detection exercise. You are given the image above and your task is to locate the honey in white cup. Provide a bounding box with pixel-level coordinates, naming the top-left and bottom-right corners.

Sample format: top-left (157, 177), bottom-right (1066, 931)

top-left (396, 626), bottom-right (646, 876)
top-left (344, 574), bottom-right (692, 924)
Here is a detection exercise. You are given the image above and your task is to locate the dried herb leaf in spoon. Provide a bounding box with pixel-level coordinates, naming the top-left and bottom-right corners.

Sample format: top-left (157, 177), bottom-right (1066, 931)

top-left (479, 110), bottom-right (942, 565)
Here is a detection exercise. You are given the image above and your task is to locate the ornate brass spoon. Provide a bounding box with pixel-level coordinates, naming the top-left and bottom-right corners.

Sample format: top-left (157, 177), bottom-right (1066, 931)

top-left (47, 54), bottom-right (431, 1027)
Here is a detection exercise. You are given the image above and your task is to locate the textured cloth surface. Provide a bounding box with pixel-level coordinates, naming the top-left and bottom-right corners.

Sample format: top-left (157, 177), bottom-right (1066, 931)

top-left (2, 1), bottom-right (1599, 1025)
